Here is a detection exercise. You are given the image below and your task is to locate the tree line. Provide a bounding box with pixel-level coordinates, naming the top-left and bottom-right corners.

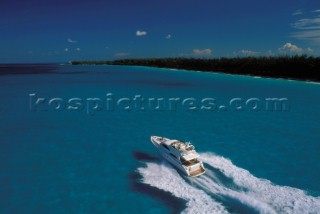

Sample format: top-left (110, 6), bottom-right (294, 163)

top-left (71, 56), bottom-right (320, 82)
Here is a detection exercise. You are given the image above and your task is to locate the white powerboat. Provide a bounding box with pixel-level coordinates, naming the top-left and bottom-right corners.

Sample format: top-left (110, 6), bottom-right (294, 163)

top-left (150, 136), bottom-right (206, 177)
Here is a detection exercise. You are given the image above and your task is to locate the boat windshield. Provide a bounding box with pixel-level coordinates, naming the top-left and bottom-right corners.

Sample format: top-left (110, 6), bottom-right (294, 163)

top-left (172, 141), bottom-right (195, 152)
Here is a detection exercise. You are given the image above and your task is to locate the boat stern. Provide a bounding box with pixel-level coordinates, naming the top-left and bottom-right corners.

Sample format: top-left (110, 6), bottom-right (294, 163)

top-left (187, 163), bottom-right (206, 177)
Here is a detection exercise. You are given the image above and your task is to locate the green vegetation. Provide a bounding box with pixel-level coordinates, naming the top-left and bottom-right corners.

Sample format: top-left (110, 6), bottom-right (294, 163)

top-left (71, 56), bottom-right (320, 82)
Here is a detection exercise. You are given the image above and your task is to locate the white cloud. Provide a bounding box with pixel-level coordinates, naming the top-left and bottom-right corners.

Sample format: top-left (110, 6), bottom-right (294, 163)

top-left (292, 15), bottom-right (320, 45)
top-left (165, 34), bottom-right (172, 39)
top-left (278, 43), bottom-right (314, 55)
top-left (114, 52), bottom-right (130, 57)
top-left (306, 47), bottom-right (314, 53)
top-left (76, 48), bottom-right (81, 51)
top-left (64, 48), bottom-right (69, 52)
top-left (292, 29), bottom-right (320, 40)
top-left (278, 43), bottom-right (303, 53)
top-left (266, 50), bottom-right (274, 56)
top-left (292, 10), bottom-right (303, 16)
top-left (136, 30), bottom-right (147, 36)
top-left (234, 49), bottom-right (258, 56)
top-left (312, 9), bottom-right (320, 13)
top-left (293, 18), bottom-right (320, 30)
top-left (67, 38), bottom-right (78, 43)
top-left (193, 48), bottom-right (212, 56)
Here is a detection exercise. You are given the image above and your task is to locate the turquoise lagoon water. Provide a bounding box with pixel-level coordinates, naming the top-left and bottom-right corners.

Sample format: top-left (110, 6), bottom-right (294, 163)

top-left (0, 64), bottom-right (319, 213)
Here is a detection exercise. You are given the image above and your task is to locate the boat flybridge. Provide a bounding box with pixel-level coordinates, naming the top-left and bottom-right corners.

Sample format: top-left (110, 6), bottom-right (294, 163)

top-left (150, 136), bottom-right (206, 177)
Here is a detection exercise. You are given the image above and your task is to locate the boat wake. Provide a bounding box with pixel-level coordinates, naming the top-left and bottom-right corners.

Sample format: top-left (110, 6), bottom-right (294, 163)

top-left (137, 152), bottom-right (320, 214)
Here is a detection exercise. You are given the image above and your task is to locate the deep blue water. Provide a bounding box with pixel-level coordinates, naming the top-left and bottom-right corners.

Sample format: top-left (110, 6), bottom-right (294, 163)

top-left (0, 64), bottom-right (320, 213)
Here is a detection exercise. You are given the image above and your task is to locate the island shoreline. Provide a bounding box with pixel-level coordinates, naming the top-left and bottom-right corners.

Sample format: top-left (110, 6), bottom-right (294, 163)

top-left (71, 56), bottom-right (320, 83)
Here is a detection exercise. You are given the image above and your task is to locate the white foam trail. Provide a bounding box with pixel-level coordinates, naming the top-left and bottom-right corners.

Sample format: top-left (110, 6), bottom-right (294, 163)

top-left (201, 153), bottom-right (320, 214)
top-left (138, 162), bottom-right (228, 214)
top-left (194, 175), bottom-right (276, 214)
top-left (138, 153), bottom-right (320, 213)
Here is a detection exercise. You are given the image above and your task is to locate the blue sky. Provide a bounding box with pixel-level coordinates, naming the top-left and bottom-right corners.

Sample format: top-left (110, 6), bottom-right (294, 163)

top-left (0, 0), bottom-right (319, 63)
